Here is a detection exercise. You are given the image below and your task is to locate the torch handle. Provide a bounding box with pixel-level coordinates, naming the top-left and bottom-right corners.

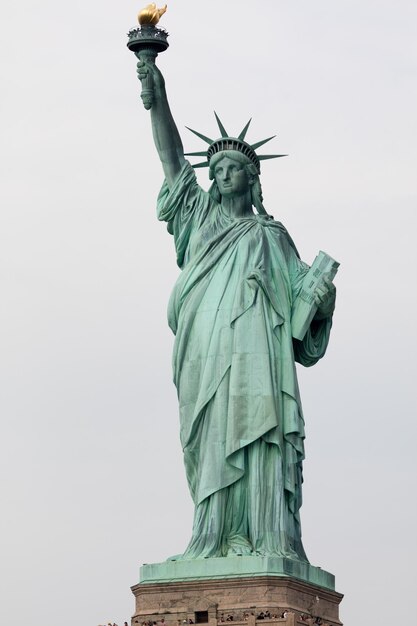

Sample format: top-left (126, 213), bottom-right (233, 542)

top-left (135, 49), bottom-right (158, 111)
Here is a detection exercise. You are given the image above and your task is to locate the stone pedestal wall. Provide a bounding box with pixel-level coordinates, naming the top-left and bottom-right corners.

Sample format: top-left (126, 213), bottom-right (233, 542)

top-left (131, 576), bottom-right (343, 626)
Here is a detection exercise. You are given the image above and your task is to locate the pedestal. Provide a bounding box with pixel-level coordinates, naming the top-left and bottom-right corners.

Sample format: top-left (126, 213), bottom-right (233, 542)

top-left (131, 558), bottom-right (343, 626)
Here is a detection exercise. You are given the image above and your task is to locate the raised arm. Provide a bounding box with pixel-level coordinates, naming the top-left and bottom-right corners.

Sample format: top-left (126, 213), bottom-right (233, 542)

top-left (137, 60), bottom-right (186, 188)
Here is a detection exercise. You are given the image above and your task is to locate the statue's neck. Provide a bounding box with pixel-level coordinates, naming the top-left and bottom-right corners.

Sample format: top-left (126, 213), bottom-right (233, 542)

top-left (221, 192), bottom-right (253, 218)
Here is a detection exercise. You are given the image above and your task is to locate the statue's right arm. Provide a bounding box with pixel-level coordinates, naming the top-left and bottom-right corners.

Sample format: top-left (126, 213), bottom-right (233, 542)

top-left (137, 61), bottom-right (186, 189)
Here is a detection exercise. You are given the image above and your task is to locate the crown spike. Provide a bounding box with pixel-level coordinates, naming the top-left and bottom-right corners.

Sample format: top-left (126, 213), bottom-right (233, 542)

top-left (185, 127), bottom-right (214, 145)
top-left (238, 119), bottom-right (252, 141)
top-left (258, 154), bottom-right (288, 161)
top-left (250, 136), bottom-right (276, 150)
top-left (214, 112), bottom-right (229, 138)
top-left (185, 117), bottom-right (286, 173)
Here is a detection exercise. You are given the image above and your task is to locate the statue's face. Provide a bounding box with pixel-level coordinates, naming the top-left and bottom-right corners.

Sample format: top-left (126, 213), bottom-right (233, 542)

top-left (213, 156), bottom-right (251, 198)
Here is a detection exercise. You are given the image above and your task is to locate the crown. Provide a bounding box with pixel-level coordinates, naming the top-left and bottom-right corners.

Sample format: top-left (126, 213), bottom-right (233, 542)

top-left (184, 112), bottom-right (286, 174)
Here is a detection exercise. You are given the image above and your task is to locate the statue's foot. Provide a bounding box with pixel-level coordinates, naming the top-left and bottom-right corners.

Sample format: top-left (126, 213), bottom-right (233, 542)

top-left (252, 547), bottom-right (309, 562)
top-left (226, 534), bottom-right (253, 556)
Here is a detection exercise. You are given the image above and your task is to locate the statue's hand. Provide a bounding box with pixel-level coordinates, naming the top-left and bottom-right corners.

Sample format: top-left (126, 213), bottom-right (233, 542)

top-left (136, 59), bottom-right (165, 94)
top-left (313, 275), bottom-right (336, 320)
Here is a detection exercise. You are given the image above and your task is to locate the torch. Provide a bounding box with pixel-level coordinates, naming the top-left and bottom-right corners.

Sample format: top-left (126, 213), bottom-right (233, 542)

top-left (127, 4), bottom-right (169, 110)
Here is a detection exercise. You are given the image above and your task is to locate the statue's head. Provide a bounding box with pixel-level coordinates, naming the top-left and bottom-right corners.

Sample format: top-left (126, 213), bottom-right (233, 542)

top-left (208, 150), bottom-right (267, 215)
top-left (185, 113), bottom-right (286, 215)
top-left (209, 151), bottom-right (256, 196)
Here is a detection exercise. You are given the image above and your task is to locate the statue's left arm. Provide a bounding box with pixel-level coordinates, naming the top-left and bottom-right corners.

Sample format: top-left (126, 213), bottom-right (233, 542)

top-left (313, 275), bottom-right (336, 320)
top-left (285, 240), bottom-right (336, 367)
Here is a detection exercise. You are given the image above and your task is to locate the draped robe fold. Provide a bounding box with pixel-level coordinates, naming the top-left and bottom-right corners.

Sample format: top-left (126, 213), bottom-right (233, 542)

top-left (157, 162), bottom-right (333, 560)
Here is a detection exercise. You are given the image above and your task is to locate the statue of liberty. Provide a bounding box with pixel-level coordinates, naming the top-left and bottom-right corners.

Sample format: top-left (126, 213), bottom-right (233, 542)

top-left (136, 53), bottom-right (336, 563)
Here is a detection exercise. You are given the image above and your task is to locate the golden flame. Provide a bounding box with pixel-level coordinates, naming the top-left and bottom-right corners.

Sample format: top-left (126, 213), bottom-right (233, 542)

top-left (138, 3), bottom-right (167, 26)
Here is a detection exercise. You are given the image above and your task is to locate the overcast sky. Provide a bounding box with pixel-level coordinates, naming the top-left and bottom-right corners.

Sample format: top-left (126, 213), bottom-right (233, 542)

top-left (1, 1), bottom-right (416, 625)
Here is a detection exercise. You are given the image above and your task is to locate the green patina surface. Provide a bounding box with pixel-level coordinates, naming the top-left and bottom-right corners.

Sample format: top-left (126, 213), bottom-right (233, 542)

top-left (140, 556), bottom-right (335, 591)
top-left (132, 37), bottom-right (337, 568)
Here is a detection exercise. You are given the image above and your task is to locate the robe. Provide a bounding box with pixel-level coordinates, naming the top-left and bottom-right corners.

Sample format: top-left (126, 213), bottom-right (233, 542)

top-left (157, 162), bottom-right (333, 560)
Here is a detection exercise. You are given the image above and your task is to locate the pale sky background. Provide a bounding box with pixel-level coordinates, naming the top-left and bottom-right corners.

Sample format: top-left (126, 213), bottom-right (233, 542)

top-left (1, 1), bottom-right (416, 625)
